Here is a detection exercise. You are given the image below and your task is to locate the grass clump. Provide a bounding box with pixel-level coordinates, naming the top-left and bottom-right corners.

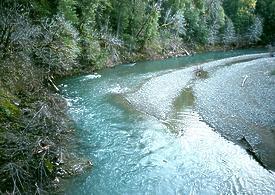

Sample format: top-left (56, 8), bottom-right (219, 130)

top-left (0, 92), bottom-right (20, 122)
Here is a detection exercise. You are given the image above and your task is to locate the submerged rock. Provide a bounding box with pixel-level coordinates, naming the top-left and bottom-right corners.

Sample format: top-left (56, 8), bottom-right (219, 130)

top-left (71, 160), bottom-right (93, 174)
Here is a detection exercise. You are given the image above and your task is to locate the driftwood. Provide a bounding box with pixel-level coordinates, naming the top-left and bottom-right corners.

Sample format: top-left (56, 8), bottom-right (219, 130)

top-left (183, 48), bottom-right (190, 56)
top-left (241, 75), bottom-right (248, 87)
top-left (48, 76), bottom-right (60, 92)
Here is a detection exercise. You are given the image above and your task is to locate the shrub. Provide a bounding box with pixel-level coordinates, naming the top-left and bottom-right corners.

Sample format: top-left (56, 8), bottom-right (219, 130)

top-left (0, 5), bottom-right (40, 59)
top-left (34, 14), bottom-right (80, 75)
top-left (193, 66), bottom-right (209, 78)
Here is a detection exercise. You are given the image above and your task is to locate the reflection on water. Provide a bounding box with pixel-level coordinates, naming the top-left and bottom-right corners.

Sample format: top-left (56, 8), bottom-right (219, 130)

top-left (60, 50), bottom-right (275, 195)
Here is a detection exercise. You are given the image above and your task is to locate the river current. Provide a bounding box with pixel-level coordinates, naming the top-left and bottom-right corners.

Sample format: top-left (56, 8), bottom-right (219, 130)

top-left (60, 49), bottom-right (275, 195)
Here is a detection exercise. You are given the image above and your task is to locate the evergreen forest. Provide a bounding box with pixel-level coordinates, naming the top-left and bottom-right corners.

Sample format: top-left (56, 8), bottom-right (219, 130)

top-left (0, 0), bottom-right (274, 193)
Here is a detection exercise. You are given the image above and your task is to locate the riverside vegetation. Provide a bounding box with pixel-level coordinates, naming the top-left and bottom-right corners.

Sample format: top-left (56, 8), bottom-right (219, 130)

top-left (0, 0), bottom-right (274, 194)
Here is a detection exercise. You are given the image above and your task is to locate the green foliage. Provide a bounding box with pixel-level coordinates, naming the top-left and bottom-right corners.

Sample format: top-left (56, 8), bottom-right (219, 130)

top-left (35, 14), bottom-right (80, 74)
top-left (0, 5), bottom-right (40, 59)
top-left (124, 0), bottom-right (147, 52)
top-left (133, 2), bottom-right (162, 50)
top-left (184, 6), bottom-right (208, 44)
top-left (58, 0), bottom-right (78, 25)
top-left (1, 0), bottom-right (275, 194)
top-left (246, 16), bottom-right (263, 43)
top-left (145, 5), bottom-right (161, 43)
top-left (77, 1), bottom-right (119, 69)
top-left (29, 0), bottom-right (59, 17)
top-left (256, 0), bottom-right (275, 43)
top-left (79, 33), bottom-right (104, 68)
top-left (109, 0), bottom-right (130, 36)
top-left (1, 0), bottom-right (273, 68)
top-left (44, 159), bottom-right (54, 173)
top-left (170, 10), bottom-right (186, 36)
top-left (0, 93), bottom-right (20, 122)
top-left (223, 0), bottom-right (257, 35)
top-left (222, 18), bottom-right (237, 46)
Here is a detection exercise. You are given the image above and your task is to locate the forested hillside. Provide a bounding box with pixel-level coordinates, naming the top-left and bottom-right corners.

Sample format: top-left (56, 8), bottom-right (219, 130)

top-left (1, 0), bottom-right (274, 70)
top-left (0, 0), bottom-right (274, 193)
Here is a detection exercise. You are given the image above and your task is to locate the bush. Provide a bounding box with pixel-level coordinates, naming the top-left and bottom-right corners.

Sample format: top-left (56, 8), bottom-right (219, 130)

top-left (34, 14), bottom-right (80, 75)
top-left (193, 66), bottom-right (209, 78)
top-left (0, 5), bottom-right (40, 59)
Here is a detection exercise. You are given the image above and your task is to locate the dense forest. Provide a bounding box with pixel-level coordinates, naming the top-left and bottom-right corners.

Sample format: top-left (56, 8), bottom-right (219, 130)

top-left (0, 0), bottom-right (274, 194)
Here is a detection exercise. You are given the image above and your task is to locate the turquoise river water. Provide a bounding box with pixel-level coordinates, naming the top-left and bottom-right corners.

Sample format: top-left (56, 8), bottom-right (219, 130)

top-left (60, 49), bottom-right (275, 195)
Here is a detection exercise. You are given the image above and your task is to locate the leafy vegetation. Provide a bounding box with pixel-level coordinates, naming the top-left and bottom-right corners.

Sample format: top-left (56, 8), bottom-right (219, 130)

top-left (0, 0), bottom-right (274, 193)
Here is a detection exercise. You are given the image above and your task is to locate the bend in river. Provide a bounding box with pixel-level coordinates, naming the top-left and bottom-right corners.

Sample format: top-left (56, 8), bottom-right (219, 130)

top-left (60, 50), bottom-right (275, 194)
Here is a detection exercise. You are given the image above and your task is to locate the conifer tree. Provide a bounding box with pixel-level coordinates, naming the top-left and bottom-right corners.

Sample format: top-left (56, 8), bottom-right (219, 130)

top-left (256, 0), bottom-right (275, 43)
top-left (223, 0), bottom-right (257, 35)
top-left (222, 17), bottom-right (237, 46)
top-left (58, 0), bottom-right (78, 25)
top-left (246, 16), bottom-right (263, 43)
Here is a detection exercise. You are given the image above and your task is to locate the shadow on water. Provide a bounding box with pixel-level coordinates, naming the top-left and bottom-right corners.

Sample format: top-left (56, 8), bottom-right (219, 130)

top-left (105, 93), bottom-right (143, 117)
top-left (173, 88), bottom-right (195, 111)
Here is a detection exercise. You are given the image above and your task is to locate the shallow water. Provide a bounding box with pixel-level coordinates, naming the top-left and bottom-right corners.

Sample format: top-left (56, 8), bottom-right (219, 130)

top-left (60, 49), bottom-right (275, 194)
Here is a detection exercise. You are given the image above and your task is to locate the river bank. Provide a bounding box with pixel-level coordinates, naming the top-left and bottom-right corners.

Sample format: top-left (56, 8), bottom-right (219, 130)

top-left (1, 0), bottom-right (274, 193)
top-left (0, 44), bottom-right (194, 194)
top-left (0, 46), bottom-right (271, 194)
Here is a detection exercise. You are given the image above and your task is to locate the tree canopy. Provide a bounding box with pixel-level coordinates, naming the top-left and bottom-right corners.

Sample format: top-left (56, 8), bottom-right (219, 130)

top-left (1, 0), bottom-right (274, 70)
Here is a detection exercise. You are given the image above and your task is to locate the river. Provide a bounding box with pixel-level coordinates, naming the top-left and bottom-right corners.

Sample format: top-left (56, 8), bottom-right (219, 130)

top-left (59, 49), bottom-right (275, 194)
